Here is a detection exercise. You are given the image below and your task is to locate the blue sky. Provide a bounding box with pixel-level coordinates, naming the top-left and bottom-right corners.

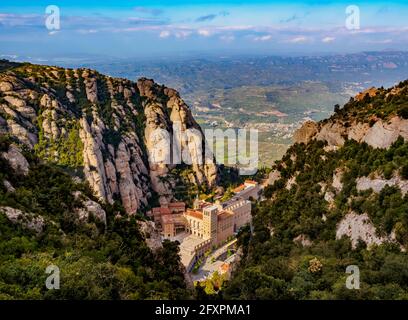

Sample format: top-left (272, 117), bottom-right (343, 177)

top-left (1, 1), bottom-right (408, 61)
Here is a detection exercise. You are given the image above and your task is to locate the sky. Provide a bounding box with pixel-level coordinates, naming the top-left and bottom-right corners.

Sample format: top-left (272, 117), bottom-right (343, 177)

top-left (1, 0), bottom-right (408, 61)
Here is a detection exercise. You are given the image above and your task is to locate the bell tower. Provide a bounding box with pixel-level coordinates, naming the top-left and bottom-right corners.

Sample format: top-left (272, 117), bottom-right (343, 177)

top-left (193, 195), bottom-right (200, 210)
top-left (203, 205), bottom-right (218, 244)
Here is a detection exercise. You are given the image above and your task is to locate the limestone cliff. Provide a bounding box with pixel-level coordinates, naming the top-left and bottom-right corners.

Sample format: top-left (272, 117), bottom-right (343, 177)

top-left (294, 84), bottom-right (408, 148)
top-left (0, 62), bottom-right (217, 214)
top-left (265, 80), bottom-right (408, 251)
top-left (335, 212), bottom-right (398, 249)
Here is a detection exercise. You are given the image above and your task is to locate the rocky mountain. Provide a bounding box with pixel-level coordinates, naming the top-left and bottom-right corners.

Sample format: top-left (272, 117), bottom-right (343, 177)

top-left (224, 81), bottom-right (408, 300)
top-left (287, 84), bottom-right (408, 250)
top-left (0, 60), bottom-right (217, 214)
top-left (294, 85), bottom-right (408, 149)
top-left (0, 59), bottom-right (210, 299)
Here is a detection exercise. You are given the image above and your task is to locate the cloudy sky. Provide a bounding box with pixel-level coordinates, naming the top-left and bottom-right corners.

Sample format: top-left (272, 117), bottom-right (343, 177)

top-left (1, 0), bottom-right (408, 60)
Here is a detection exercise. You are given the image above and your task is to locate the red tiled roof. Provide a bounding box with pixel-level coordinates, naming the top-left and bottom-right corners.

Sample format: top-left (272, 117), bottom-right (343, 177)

top-left (220, 263), bottom-right (230, 273)
top-left (233, 185), bottom-right (245, 193)
top-left (152, 207), bottom-right (171, 215)
top-left (168, 202), bottom-right (185, 207)
top-left (162, 214), bottom-right (185, 225)
top-left (185, 209), bottom-right (203, 220)
top-left (168, 202), bottom-right (186, 210)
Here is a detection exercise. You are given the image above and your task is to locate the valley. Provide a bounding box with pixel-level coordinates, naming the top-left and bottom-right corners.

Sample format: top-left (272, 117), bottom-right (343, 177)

top-left (0, 57), bottom-right (408, 300)
top-left (77, 51), bottom-right (408, 165)
top-left (2, 0), bottom-right (408, 307)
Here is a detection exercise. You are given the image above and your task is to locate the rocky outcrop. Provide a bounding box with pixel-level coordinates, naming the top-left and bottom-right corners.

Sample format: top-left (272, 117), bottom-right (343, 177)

top-left (356, 175), bottom-right (408, 195)
top-left (316, 122), bottom-right (346, 147)
top-left (0, 80), bottom-right (14, 92)
top-left (295, 116), bottom-right (408, 149)
top-left (332, 168), bottom-right (343, 193)
top-left (1, 144), bottom-right (29, 175)
top-left (73, 191), bottom-right (107, 226)
top-left (347, 122), bottom-right (371, 142)
top-left (294, 116), bottom-right (408, 151)
top-left (336, 212), bottom-right (396, 249)
top-left (0, 65), bottom-right (218, 214)
top-left (78, 114), bottom-right (151, 213)
top-left (293, 121), bottom-right (318, 144)
top-left (138, 220), bottom-right (162, 251)
top-left (324, 191), bottom-right (335, 209)
top-left (294, 81), bottom-right (408, 148)
top-left (139, 79), bottom-right (217, 204)
top-left (293, 234), bottom-right (312, 247)
top-left (362, 117), bottom-right (408, 149)
top-left (82, 70), bottom-right (98, 103)
top-left (0, 206), bottom-right (45, 234)
top-left (355, 87), bottom-right (379, 101)
top-left (3, 180), bottom-right (15, 193)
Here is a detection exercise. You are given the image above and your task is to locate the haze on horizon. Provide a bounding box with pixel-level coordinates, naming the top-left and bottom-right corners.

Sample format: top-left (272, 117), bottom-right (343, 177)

top-left (1, 0), bottom-right (408, 62)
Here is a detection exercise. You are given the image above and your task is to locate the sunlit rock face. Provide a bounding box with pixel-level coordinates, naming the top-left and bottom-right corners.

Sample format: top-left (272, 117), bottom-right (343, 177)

top-left (0, 65), bottom-right (218, 214)
top-left (294, 116), bottom-right (407, 149)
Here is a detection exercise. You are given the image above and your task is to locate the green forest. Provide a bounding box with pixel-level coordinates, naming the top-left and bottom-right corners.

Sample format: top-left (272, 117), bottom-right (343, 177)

top-left (0, 135), bottom-right (191, 299)
top-left (222, 137), bottom-right (408, 299)
top-left (1, 59), bottom-right (408, 300)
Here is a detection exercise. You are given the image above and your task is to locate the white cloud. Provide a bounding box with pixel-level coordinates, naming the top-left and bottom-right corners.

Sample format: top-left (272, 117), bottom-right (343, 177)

top-left (197, 29), bottom-right (211, 37)
top-left (322, 36), bottom-right (335, 43)
top-left (174, 30), bottom-right (192, 39)
top-left (253, 35), bottom-right (272, 42)
top-left (159, 30), bottom-right (171, 38)
top-left (0, 54), bottom-right (18, 59)
top-left (286, 36), bottom-right (308, 43)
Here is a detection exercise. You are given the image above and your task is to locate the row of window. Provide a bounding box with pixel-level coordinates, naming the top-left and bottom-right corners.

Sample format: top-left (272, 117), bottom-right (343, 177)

top-left (186, 229), bottom-right (202, 238)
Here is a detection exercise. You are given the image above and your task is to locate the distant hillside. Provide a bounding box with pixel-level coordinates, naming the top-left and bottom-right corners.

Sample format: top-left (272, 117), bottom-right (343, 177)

top-left (91, 51), bottom-right (408, 165)
top-left (90, 51), bottom-right (408, 94)
top-left (224, 81), bottom-right (408, 300)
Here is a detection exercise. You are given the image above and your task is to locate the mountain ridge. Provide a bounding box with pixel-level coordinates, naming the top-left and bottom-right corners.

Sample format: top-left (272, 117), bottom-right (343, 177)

top-left (294, 83), bottom-right (408, 149)
top-left (2, 60), bottom-right (408, 300)
top-left (0, 61), bottom-right (218, 214)
top-left (224, 80), bottom-right (408, 300)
